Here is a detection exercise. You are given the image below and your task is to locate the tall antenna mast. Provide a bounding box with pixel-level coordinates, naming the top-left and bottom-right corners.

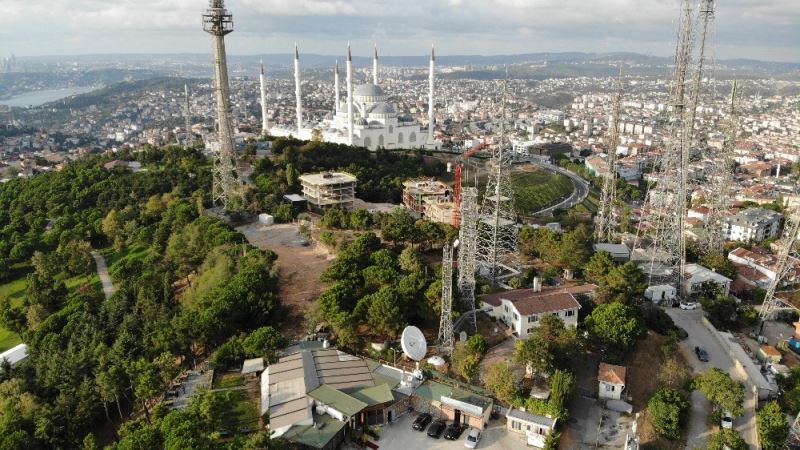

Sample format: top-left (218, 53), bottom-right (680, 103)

top-left (687, 0), bottom-right (715, 149)
top-left (203, 0), bottom-right (244, 210)
top-left (438, 241), bottom-right (455, 353)
top-left (184, 84), bottom-right (192, 150)
top-left (458, 187), bottom-right (479, 331)
top-left (594, 68), bottom-right (625, 243)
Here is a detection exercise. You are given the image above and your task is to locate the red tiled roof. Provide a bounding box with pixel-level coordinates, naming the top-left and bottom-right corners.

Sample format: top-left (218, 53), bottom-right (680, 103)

top-left (598, 363), bottom-right (626, 385)
top-left (481, 285), bottom-right (594, 315)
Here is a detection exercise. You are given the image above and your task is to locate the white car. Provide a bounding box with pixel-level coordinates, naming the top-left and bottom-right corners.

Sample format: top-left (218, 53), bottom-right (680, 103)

top-left (464, 428), bottom-right (481, 448)
top-left (721, 411), bottom-right (733, 429)
top-left (679, 301), bottom-right (698, 310)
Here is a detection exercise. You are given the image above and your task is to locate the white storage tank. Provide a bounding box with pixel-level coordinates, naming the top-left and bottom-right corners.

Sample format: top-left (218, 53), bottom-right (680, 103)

top-left (258, 213), bottom-right (274, 225)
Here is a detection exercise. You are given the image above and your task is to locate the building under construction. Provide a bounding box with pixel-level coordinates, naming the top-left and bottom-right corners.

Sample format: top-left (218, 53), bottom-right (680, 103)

top-left (402, 179), bottom-right (458, 226)
top-left (299, 172), bottom-right (357, 212)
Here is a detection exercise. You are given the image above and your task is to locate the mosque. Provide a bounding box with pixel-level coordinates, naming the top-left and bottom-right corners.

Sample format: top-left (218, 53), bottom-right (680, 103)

top-left (266, 44), bottom-right (440, 151)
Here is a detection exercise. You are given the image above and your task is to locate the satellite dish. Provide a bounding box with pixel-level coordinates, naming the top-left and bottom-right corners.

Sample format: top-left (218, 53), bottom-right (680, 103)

top-left (401, 326), bottom-right (427, 361)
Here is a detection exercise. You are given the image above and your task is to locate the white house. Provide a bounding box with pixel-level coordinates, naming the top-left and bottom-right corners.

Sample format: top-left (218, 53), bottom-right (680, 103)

top-left (645, 284), bottom-right (677, 303)
top-left (481, 284), bottom-right (594, 338)
top-left (724, 208), bottom-right (783, 243)
top-left (598, 363), bottom-right (626, 400)
top-left (506, 407), bottom-right (557, 448)
top-left (683, 263), bottom-right (733, 296)
top-left (728, 246), bottom-right (800, 288)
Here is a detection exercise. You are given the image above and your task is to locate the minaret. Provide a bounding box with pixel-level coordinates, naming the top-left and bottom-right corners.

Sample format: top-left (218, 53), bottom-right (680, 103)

top-left (202, 0), bottom-right (243, 209)
top-left (428, 44), bottom-right (435, 146)
top-left (347, 43), bottom-right (354, 145)
top-left (373, 44), bottom-right (378, 85)
top-left (259, 60), bottom-right (269, 133)
top-left (294, 43), bottom-right (303, 132)
top-left (334, 60), bottom-right (340, 114)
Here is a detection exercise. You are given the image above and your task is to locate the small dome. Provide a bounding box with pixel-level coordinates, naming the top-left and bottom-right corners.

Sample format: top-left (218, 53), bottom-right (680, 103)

top-left (355, 118), bottom-right (369, 126)
top-left (368, 103), bottom-right (396, 115)
top-left (354, 83), bottom-right (385, 98)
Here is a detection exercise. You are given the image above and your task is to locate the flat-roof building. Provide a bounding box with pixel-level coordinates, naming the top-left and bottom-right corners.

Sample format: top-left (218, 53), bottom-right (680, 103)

top-left (299, 172), bottom-right (357, 212)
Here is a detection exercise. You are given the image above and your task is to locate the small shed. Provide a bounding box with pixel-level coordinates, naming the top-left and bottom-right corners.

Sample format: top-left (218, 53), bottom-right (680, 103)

top-left (241, 357), bottom-right (265, 376)
top-left (598, 363), bottom-right (626, 400)
top-left (757, 346), bottom-right (782, 365)
top-left (645, 284), bottom-right (677, 303)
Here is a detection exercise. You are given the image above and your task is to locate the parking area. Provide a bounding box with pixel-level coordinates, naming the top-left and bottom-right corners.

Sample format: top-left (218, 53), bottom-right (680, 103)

top-left (365, 412), bottom-right (524, 450)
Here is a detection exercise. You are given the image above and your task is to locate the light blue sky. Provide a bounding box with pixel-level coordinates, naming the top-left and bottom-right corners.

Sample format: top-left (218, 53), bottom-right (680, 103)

top-left (1, 0), bottom-right (798, 62)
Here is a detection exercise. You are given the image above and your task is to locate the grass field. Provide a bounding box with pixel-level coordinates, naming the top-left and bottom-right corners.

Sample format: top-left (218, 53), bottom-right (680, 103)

top-left (511, 168), bottom-right (574, 216)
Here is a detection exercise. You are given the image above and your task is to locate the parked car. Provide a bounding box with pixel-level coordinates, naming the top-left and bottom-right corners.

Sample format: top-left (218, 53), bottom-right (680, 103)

top-left (679, 301), bottom-right (698, 310)
top-left (721, 411), bottom-right (733, 429)
top-left (464, 428), bottom-right (482, 448)
top-left (412, 413), bottom-right (433, 431)
top-left (444, 423), bottom-right (465, 440)
top-left (695, 346), bottom-right (710, 362)
top-left (427, 419), bottom-right (447, 438)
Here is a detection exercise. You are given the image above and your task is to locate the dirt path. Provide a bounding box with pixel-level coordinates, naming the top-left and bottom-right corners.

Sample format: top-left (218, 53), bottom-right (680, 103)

top-left (91, 251), bottom-right (116, 300)
top-left (236, 222), bottom-right (334, 339)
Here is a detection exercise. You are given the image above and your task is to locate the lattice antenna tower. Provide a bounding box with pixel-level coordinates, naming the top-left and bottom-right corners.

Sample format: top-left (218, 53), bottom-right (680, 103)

top-left (458, 186), bottom-right (479, 331)
top-left (700, 80), bottom-right (738, 256)
top-left (438, 241), bottom-right (455, 352)
top-left (477, 74), bottom-right (518, 282)
top-left (785, 411), bottom-right (800, 449)
top-left (594, 68), bottom-right (625, 243)
top-left (759, 209), bottom-right (800, 321)
top-left (687, 0), bottom-right (715, 149)
top-left (203, 0), bottom-right (244, 210)
top-left (184, 84), bottom-right (192, 150)
top-left (633, 0), bottom-right (694, 290)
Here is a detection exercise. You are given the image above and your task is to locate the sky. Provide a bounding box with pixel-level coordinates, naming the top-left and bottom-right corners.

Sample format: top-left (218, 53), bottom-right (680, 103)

top-left (0, 0), bottom-right (798, 62)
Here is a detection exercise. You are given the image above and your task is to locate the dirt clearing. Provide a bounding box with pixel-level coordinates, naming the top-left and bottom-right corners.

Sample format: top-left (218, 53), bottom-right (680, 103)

top-left (237, 222), bottom-right (335, 339)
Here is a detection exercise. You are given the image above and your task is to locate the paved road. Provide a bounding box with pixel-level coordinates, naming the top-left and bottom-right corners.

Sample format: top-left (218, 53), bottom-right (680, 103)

top-left (520, 159), bottom-right (590, 215)
top-left (665, 308), bottom-right (758, 449)
top-left (91, 251), bottom-right (116, 300)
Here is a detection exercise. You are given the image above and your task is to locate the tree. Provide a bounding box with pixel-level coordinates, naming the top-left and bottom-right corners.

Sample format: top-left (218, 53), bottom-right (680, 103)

top-left (758, 401), bottom-right (789, 450)
top-left (483, 362), bottom-right (517, 403)
top-left (599, 262), bottom-right (646, 305)
top-left (585, 302), bottom-right (644, 359)
top-left (366, 287), bottom-right (404, 339)
top-left (514, 315), bottom-right (581, 376)
top-left (694, 368), bottom-right (744, 416)
top-left (700, 254), bottom-right (738, 280)
top-left (584, 251), bottom-right (615, 285)
top-left (699, 283), bottom-right (738, 329)
top-left (102, 209), bottom-right (124, 248)
top-left (242, 326), bottom-right (286, 363)
top-left (647, 388), bottom-right (689, 440)
top-left (657, 356), bottom-right (690, 389)
top-left (450, 342), bottom-right (480, 383)
top-left (707, 428), bottom-right (747, 450)
top-left (380, 208), bottom-right (415, 245)
top-left (465, 334), bottom-right (488, 356)
top-left (548, 369), bottom-right (574, 417)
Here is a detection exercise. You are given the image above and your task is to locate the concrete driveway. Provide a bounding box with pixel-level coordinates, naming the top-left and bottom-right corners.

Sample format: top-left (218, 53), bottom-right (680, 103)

top-left (665, 307), bottom-right (758, 449)
top-left (365, 412), bottom-right (522, 450)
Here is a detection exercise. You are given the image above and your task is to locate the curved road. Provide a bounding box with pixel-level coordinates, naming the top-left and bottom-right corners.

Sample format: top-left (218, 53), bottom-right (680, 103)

top-left (518, 159), bottom-right (590, 216)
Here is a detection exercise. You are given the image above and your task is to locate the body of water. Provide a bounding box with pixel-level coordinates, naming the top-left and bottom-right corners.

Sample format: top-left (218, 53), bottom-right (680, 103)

top-left (0, 86), bottom-right (98, 107)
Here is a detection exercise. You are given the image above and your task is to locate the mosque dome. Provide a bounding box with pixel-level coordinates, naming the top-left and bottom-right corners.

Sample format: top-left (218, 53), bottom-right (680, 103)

top-left (354, 84), bottom-right (385, 97)
top-left (368, 103), bottom-right (396, 115)
top-left (355, 117), bottom-right (369, 126)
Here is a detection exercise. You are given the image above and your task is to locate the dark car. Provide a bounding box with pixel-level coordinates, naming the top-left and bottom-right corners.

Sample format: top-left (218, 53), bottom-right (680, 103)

top-left (443, 423), bottom-right (464, 440)
top-left (427, 419), bottom-right (446, 438)
top-left (695, 346), bottom-right (709, 362)
top-left (412, 413), bottom-right (433, 431)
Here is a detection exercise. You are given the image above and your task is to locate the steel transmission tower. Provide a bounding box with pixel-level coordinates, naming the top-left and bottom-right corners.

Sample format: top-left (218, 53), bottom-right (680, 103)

top-left (438, 242), bottom-right (455, 352)
top-left (477, 82), bottom-right (518, 282)
top-left (184, 84), bottom-right (192, 150)
top-left (458, 187), bottom-right (479, 331)
top-left (758, 210), bottom-right (800, 321)
top-left (594, 70), bottom-right (625, 243)
top-left (786, 411), bottom-right (800, 449)
top-left (633, 0), bottom-right (694, 291)
top-left (687, 0), bottom-right (715, 149)
top-left (699, 80), bottom-right (738, 256)
top-left (203, 0), bottom-right (244, 210)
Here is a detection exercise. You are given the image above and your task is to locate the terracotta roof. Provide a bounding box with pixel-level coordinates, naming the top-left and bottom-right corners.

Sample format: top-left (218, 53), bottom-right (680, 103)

top-left (598, 363), bottom-right (626, 385)
top-left (481, 285), bottom-right (595, 315)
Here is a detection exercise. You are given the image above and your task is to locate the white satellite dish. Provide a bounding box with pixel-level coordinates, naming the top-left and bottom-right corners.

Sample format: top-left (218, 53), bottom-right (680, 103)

top-left (400, 326), bottom-right (428, 361)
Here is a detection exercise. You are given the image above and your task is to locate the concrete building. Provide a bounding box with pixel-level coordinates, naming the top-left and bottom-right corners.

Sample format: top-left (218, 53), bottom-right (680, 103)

top-left (299, 172), bottom-right (357, 212)
top-left (593, 243), bottom-right (631, 262)
top-left (401, 179), bottom-right (452, 218)
top-left (480, 284), bottom-right (595, 338)
top-left (598, 363), bottom-right (626, 400)
top-left (506, 407), bottom-right (558, 448)
top-left (728, 246), bottom-right (800, 288)
top-left (724, 207), bottom-right (783, 243)
top-left (682, 263), bottom-right (733, 296)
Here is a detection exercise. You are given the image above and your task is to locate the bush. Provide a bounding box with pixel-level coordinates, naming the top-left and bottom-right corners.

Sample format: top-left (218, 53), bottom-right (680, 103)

top-left (639, 303), bottom-right (676, 335)
top-left (647, 388), bottom-right (689, 440)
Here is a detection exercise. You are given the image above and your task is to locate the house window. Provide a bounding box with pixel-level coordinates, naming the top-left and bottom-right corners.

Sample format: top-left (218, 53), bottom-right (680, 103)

top-left (512, 420), bottom-right (521, 430)
top-left (526, 425), bottom-right (531, 431)
top-left (606, 384), bottom-right (615, 392)
top-left (527, 327), bottom-right (535, 334)
top-left (528, 315), bottom-right (538, 323)
top-left (565, 309), bottom-right (575, 317)
top-left (504, 305), bottom-right (509, 313)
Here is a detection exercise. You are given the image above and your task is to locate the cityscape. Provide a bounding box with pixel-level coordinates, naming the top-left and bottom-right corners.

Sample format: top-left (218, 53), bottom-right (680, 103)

top-left (1, 0), bottom-right (799, 449)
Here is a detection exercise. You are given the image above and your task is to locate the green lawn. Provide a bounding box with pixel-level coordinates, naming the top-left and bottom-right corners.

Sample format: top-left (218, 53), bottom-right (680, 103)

top-left (102, 245), bottom-right (150, 274)
top-left (213, 372), bottom-right (247, 389)
top-left (229, 390), bottom-right (261, 430)
top-left (511, 169), bottom-right (574, 216)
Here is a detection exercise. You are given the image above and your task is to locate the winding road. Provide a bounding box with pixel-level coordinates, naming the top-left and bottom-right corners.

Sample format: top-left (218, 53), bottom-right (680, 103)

top-left (518, 159), bottom-right (591, 216)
